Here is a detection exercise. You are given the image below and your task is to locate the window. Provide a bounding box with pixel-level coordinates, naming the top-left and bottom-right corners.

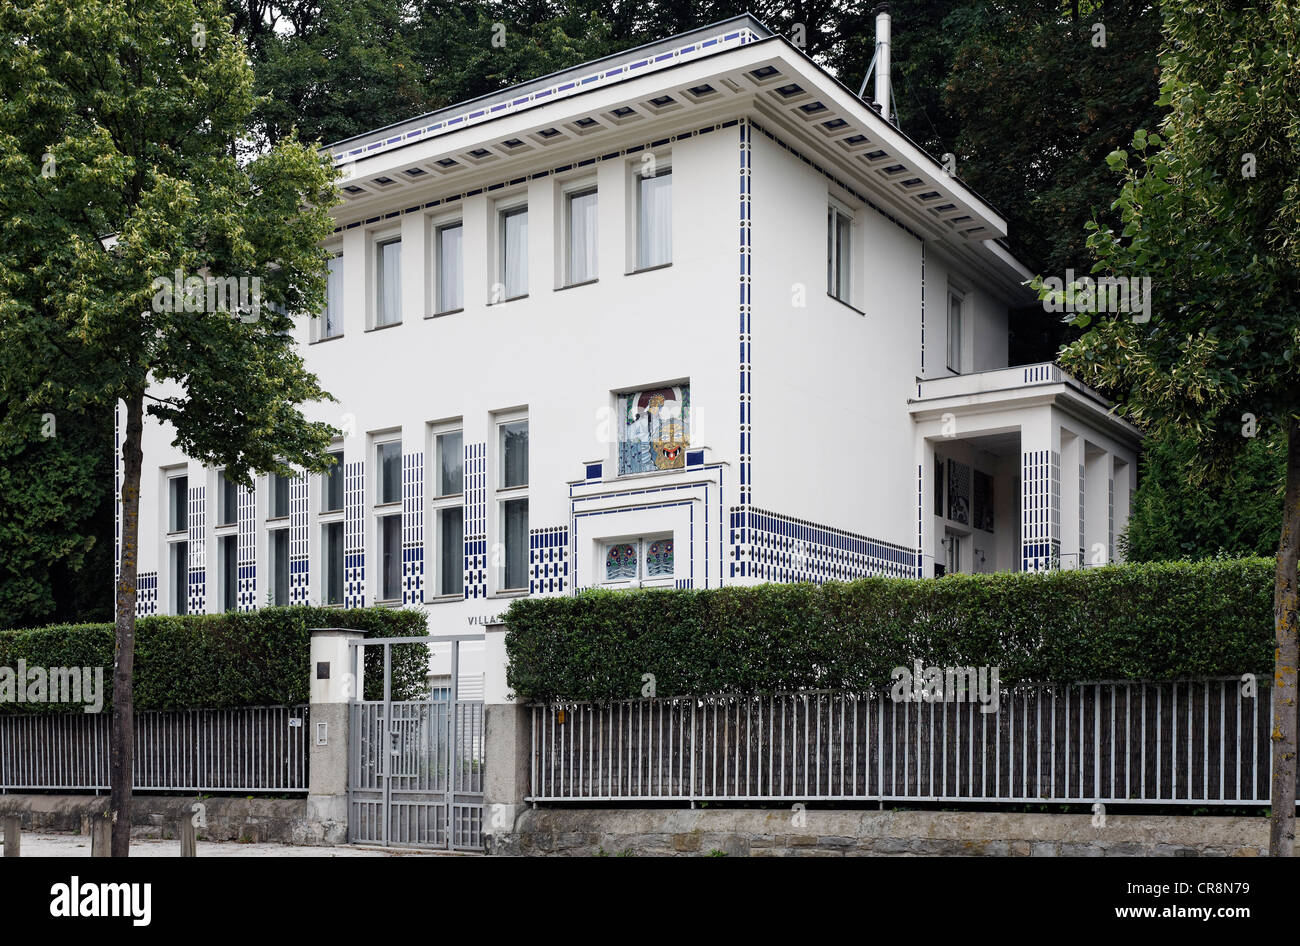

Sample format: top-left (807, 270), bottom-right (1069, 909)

top-left (431, 430), bottom-right (464, 597)
top-left (171, 540), bottom-right (189, 614)
top-left (376, 440), bottom-right (402, 505)
top-left (496, 416), bottom-right (528, 592)
top-left (947, 290), bottom-right (964, 373)
top-left (500, 421), bottom-right (528, 488)
top-left (380, 513), bottom-right (402, 601)
top-left (436, 223), bottom-right (464, 313)
top-left (376, 237), bottom-right (402, 326)
top-left (270, 528), bottom-right (289, 606)
top-left (269, 472), bottom-right (290, 519)
top-left (499, 205), bottom-right (528, 299)
top-left (323, 253), bottom-right (343, 338)
top-left (323, 521), bottom-right (344, 605)
top-left (168, 475), bottom-right (188, 533)
top-left (219, 534), bottom-right (238, 612)
top-left (636, 167), bottom-right (672, 270)
top-left (322, 450), bottom-right (344, 512)
top-left (566, 188), bottom-right (598, 284)
top-left (945, 533), bottom-right (963, 576)
top-left (617, 385), bottom-right (689, 475)
top-left (603, 537), bottom-right (674, 586)
top-left (828, 205), bottom-right (851, 302)
top-left (217, 470), bottom-right (237, 527)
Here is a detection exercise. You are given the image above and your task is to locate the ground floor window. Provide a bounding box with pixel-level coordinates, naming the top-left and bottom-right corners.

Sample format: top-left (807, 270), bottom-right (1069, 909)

top-left (603, 536), bottom-right (674, 586)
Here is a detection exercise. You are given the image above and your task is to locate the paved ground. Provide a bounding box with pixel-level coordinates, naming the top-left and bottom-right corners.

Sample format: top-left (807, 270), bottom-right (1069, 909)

top-left (10, 832), bottom-right (455, 857)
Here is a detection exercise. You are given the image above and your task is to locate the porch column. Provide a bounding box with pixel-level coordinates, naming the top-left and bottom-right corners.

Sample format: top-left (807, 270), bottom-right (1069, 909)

top-left (1020, 414), bottom-right (1060, 571)
top-left (306, 627), bottom-right (365, 844)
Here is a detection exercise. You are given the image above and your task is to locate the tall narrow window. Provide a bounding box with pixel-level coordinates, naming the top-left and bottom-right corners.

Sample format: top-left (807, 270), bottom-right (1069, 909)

top-left (436, 223), bottom-right (464, 313)
top-left (219, 534), bottom-right (238, 612)
top-left (432, 430), bottom-right (464, 596)
top-left (168, 475), bottom-right (188, 533)
top-left (502, 498), bottom-right (528, 591)
top-left (269, 472), bottom-right (290, 519)
top-left (377, 441), bottom-right (402, 505)
top-left (500, 421), bottom-right (528, 488)
top-left (322, 450), bottom-right (344, 512)
top-left (496, 417), bottom-right (528, 593)
top-left (172, 540), bottom-right (189, 614)
top-left (828, 206), bottom-right (851, 302)
top-left (636, 167), bottom-right (672, 270)
top-left (323, 521), bottom-right (344, 605)
top-left (380, 513), bottom-right (402, 601)
top-left (376, 237), bottom-right (402, 326)
top-left (500, 206), bottom-right (528, 299)
top-left (947, 291), bottom-right (963, 373)
top-left (324, 253), bottom-right (344, 337)
top-left (271, 528), bottom-right (289, 606)
top-left (567, 188), bottom-right (598, 285)
top-left (217, 470), bottom-right (237, 527)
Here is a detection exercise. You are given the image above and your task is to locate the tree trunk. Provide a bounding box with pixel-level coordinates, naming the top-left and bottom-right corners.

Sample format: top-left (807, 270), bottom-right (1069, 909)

top-left (109, 392), bottom-right (144, 857)
top-left (1269, 414), bottom-right (1300, 856)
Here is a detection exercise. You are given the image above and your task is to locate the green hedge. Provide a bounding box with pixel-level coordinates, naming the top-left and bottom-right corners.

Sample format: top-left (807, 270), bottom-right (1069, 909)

top-left (0, 606), bottom-right (430, 713)
top-left (504, 559), bottom-right (1276, 702)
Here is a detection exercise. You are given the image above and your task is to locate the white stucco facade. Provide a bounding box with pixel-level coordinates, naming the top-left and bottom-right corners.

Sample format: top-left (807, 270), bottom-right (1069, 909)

top-left (117, 16), bottom-right (1142, 691)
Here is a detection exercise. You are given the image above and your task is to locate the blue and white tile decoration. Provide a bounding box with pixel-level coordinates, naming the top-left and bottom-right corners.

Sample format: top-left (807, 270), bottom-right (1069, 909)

top-left (1078, 463), bottom-right (1086, 564)
top-left (402, 452), bottom-right (424, 605)
top-left (237, 485), bottom-right (257, 611)
top-left (135, 571), bottom-right (158, 617)
top-left (344, 460), bottom-right (365, 608)
top-left (738, 120), bottom-right (753, 506)
top-left (187, 484), bottom-right (206, 614)
top-left (463, 442), bottom-right (487, 599)
top-left (1108, 476), bottom-right (1114, 564)
top-left (290, 472), bottom-right (309, 605)
top-left (1021, 449), bottom-right (1061, 572)
top-left (529, 526), bottom-right (568, 594)
top-left (729, 506), bottom-right (914, 583)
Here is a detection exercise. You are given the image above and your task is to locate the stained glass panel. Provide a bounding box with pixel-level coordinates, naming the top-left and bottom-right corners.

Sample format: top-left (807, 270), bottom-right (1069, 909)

top-left (605, 543), bottom-right (638, 581)
top-left (645, 539), bottom-right (674, 578)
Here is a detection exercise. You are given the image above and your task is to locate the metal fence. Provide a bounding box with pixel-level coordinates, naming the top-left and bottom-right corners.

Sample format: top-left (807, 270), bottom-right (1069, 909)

top-left (528, 679), bottom-right (1298, 805)
top-left (0, 705), bottom-right (309, 793)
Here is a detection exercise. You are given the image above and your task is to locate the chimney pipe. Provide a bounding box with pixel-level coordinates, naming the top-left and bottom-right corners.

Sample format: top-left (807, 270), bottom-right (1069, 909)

top-left (874, 5), bottom-right (892, 122)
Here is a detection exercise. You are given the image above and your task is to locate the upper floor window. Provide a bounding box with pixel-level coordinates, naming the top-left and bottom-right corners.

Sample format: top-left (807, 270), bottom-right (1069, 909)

top-left (216, 469), bottom-right (238, 527)
top-left (566, 187), bottom-right (598, 285)
top-left (322, 449), bottom-right (344, 512)
top-left (375, 237), bottom-right (402, 326)
top-left (376, 440), bottom-right (402, 506)
top-left (499, 205), bottom-right (528, 300)
top-left (268, 472), bottom-right (291, 519)
top-left (168, 474), bottom-right (188, 533)
top-left (323, 253), bottom-right (343, 338)
top-left (617, 384), bottom-right (689, 475)
top-left (636, 166), bottom-right (672, 270)
top-left (431, 428), bottom-right (464, 597)
top-left (435, 222), bottom-right (464, 313)
top-left (828, 205), bottom-right (851, 302)
top-left (947, 289), bottom-right (964, 373)
top-left (496, 416), bottom-right (528, 593)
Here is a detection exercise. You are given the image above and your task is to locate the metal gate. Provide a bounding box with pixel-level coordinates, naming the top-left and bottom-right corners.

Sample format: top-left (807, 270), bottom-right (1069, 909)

top-left (347, 635), bottom-right (484, 850)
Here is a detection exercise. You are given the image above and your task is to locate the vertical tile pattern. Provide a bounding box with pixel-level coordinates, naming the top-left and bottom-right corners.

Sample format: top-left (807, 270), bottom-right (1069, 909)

top-left (237, 485), bottom-right (257, 611)
top-left (344, 460), bottom-right (366, 608)
top-left (463, 442), bottom-right (487, 599)
top-left (738, 119), bottom-right (753, 507)
top-left (528, 526), bottom-right (568, 594)
top-left (1021, 449), bottom-right (1061, 572)
top-left (402, 452), bottom-right (424, 604)
top-left (290, 472), bottom-right (309, 605)
top-left (135, 572), bottom-right (158, 617)
top-left (187, 484), bottom-right (206, 614)
top-left (729, 506), bottom-right (914, 582)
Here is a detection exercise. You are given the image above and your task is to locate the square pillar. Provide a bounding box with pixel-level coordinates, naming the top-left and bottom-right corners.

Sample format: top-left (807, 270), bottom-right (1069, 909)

top-left (1020, 415), bottom-right (1060, 572)
top-left (306, 627), bottom-right (365, 844)
top-left (483, 622), bottom-right (530, 854)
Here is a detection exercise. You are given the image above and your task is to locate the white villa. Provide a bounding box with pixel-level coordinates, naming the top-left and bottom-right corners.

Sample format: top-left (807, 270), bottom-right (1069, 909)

top-left (117, 14), bottom-right (1141, 683)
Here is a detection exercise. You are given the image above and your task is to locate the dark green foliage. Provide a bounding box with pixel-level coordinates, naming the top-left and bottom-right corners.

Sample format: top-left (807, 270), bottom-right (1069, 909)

top-left (0, 606), bottom-right (428, 713)
top-left (1123, 430), bottom-right (1284, 563)
top-left (505, 560), bottom-right (1274, 701)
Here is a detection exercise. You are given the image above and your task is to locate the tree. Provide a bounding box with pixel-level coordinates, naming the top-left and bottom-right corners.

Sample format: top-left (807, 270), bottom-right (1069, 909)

top-left (0, 0), bottom-right (339, 855)
top-left (1038, 1), bottom-right (1300, 854)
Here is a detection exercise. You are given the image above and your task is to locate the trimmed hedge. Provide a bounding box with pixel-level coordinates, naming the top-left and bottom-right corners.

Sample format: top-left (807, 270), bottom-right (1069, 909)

top-left (504, 559), bottom-right (1276, 702)
top-left (0, 606), bottom-right (430, 713)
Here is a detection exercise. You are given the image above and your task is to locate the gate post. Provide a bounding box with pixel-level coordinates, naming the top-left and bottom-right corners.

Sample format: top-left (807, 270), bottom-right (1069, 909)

top-left (307, 628), bottom-right (365, 844)
top-left (483, 621), bottom-right (529, 855)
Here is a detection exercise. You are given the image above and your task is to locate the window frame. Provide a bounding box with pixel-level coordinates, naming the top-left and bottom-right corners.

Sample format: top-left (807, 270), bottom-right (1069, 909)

top-left (432, 218), bottom-right (465, 315)
top-left (321, 449), bottom-right (344, 513)
top-left (563, 182), bottom-right (599, 287)
top-left (373, 231), bottom-right (403, 328)
top-left (633, 161), bottom-right (672, 272)
top-left (428, 424), bottom-right (465, 599)
top-left (218, 532), bottom-right (238, 613)
top-left (827, 202), bottom-right (853, 303)
top-left (496, 200), bottom-right (529, 302)
top-left (947, 288), bottom-right (965, 374)
top-left (319, 250), bottom-right (344, 340)
top-left (322, 519), bottom-right (345, 607)
top-left (493, 411), bottom-right (529, 595)
top-left (600, 535), bottom-right (676, 589)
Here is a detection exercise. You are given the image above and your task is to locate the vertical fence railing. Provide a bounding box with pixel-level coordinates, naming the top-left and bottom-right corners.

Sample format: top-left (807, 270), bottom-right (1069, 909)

top-left (527, 679), bottom-right (1296, 805)
top-left (0, 705), bottom-right (309, 793)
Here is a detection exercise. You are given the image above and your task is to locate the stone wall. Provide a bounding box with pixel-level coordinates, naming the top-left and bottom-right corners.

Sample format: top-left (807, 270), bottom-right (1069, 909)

top-left (489, 808), bottom-right (1268, 857)
top-left (0, 794), bottom-right (322, 845)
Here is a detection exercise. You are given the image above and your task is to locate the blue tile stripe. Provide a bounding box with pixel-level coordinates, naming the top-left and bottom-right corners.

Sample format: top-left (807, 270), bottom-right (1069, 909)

top-left (237, 484), bottom-right (257, 611)
top-left (402, 452), bottom-right (425, 604)
top-left (344, 460), bottom-right (366, 608)
top-left (463, 442), bottom-right (487, 599)
top-left (290, 472), bottom-right (310, 605)
top-left (729, 505), bottom-right (915, 583)
top-left (187, 484), bottom-right (206, 614)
